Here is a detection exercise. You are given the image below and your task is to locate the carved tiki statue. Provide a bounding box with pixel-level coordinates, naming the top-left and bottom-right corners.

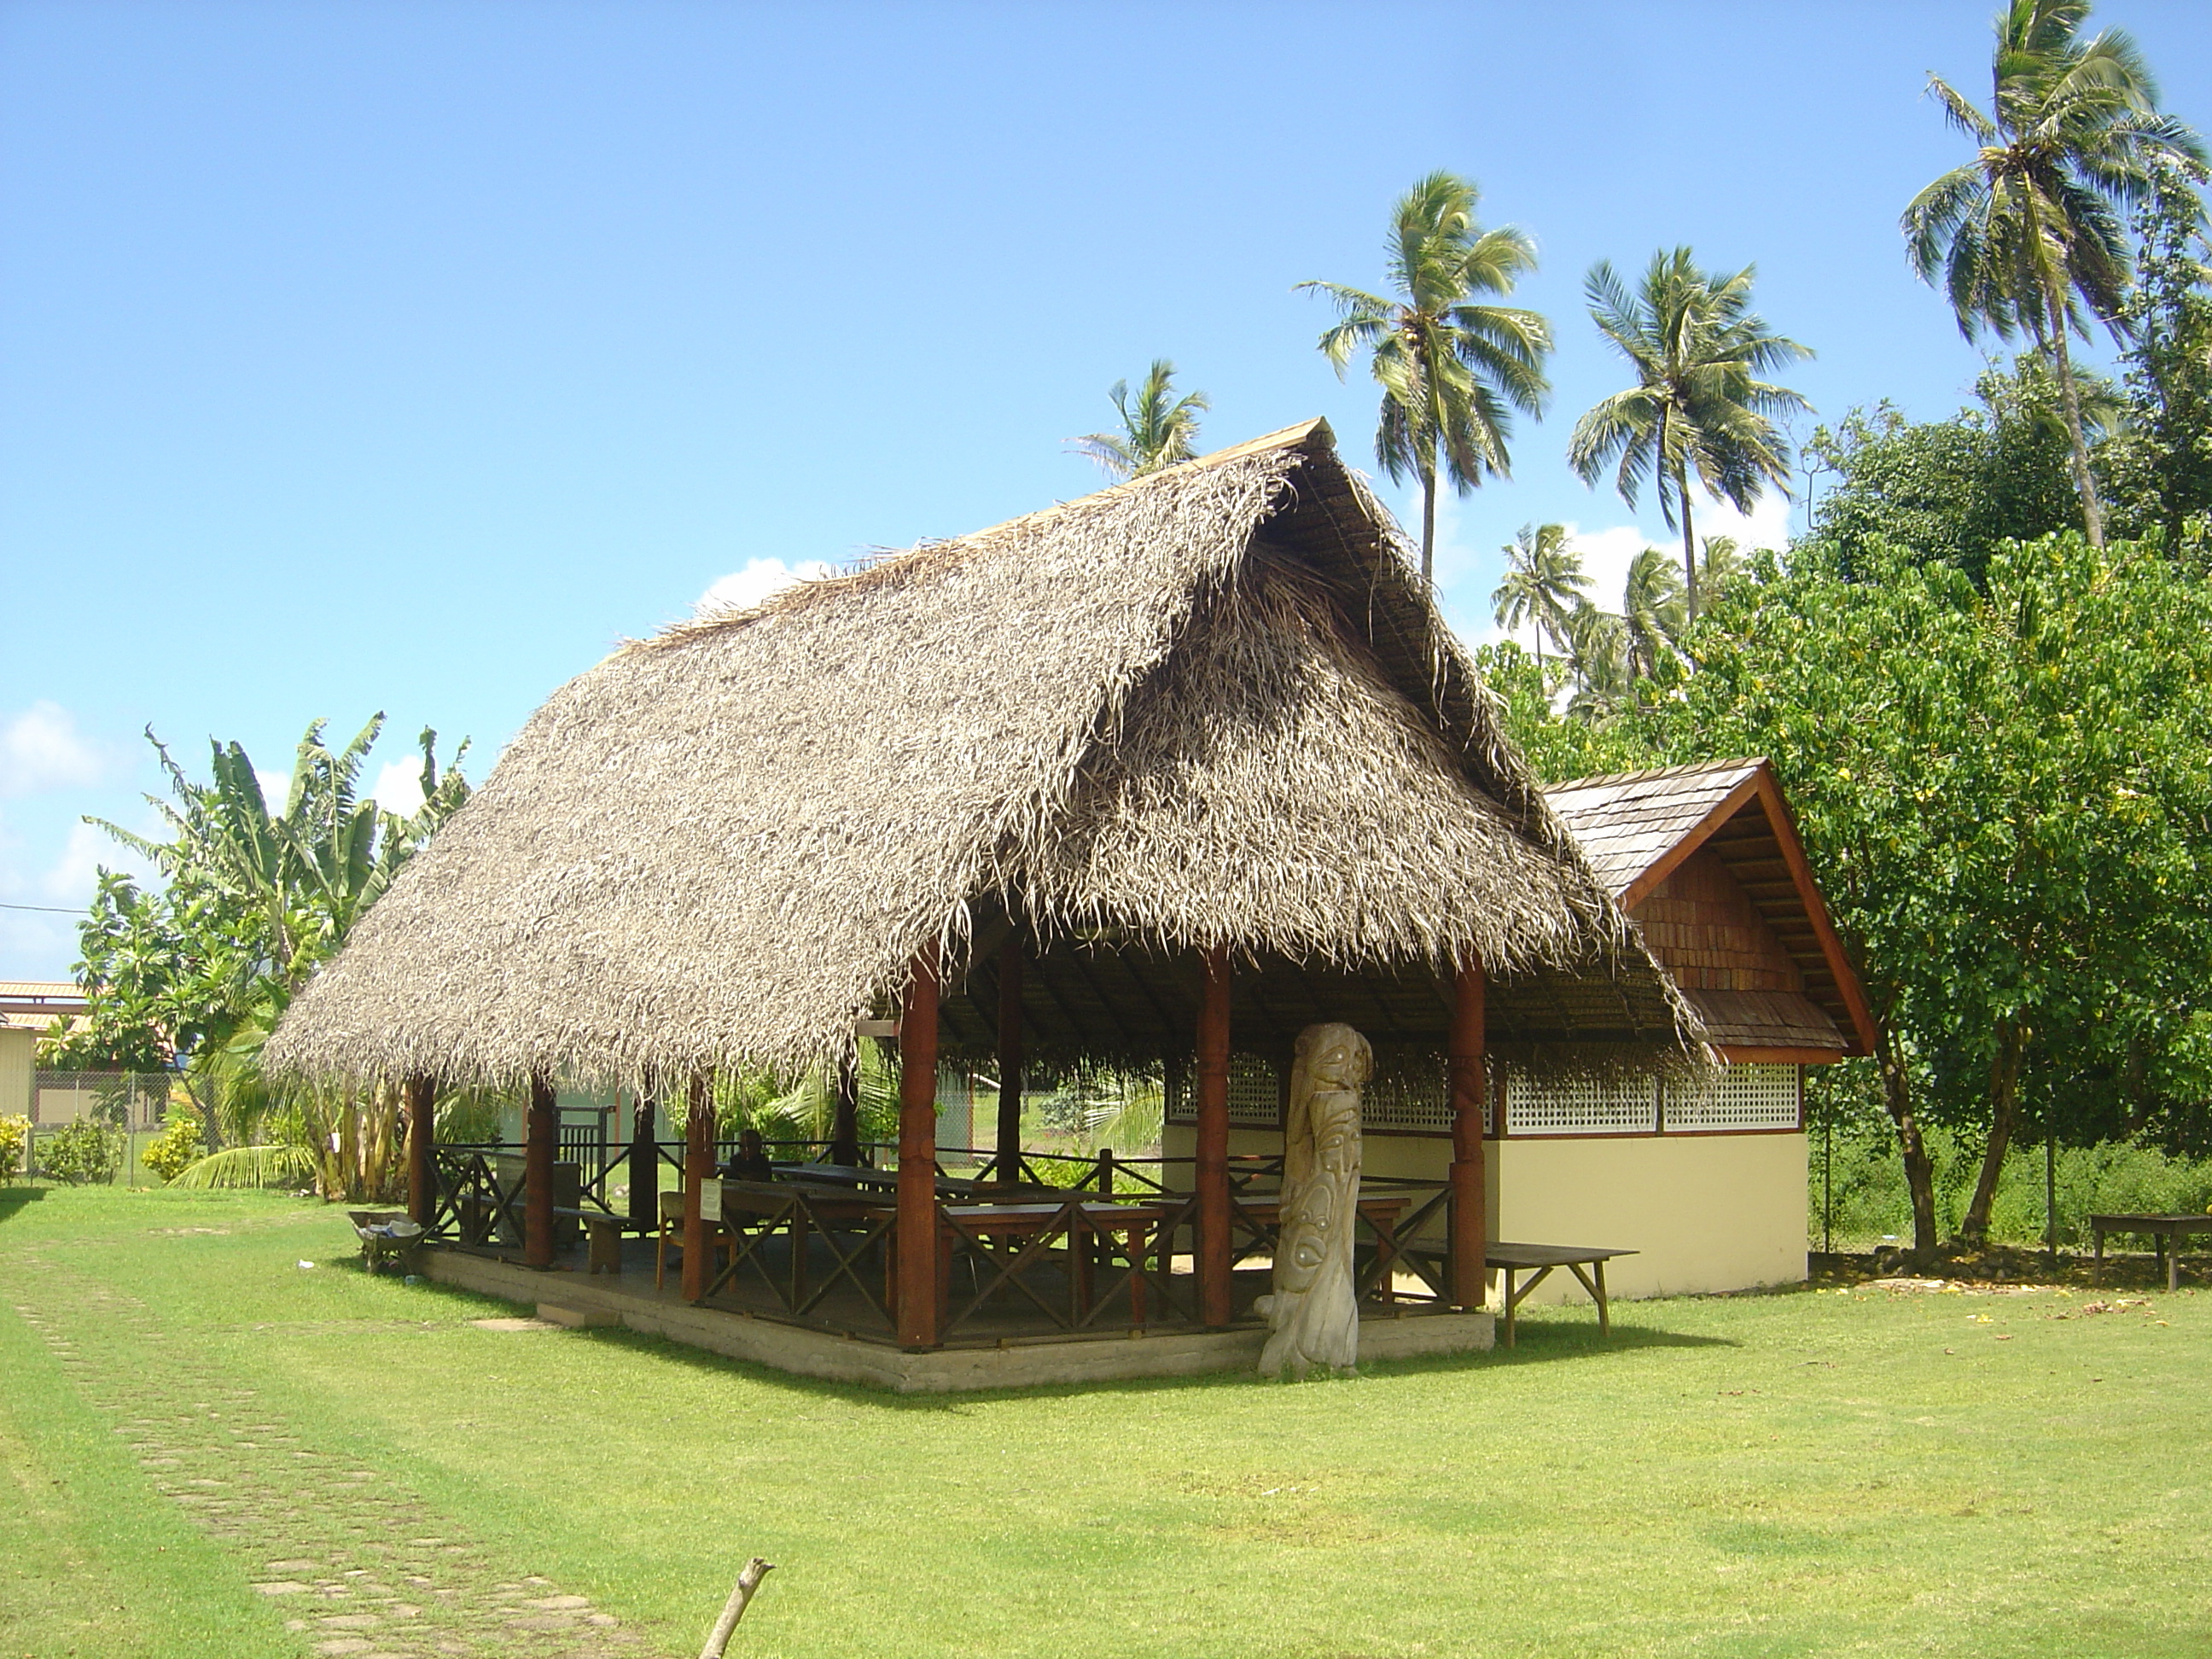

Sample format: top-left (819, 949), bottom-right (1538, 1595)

top-left (1256, 1021), bottom-right (1371, 1379)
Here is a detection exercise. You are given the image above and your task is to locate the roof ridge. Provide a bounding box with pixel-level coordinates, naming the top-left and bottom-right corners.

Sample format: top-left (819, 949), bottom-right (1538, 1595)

top-left (1545, 757), bottom-right (1766, 794)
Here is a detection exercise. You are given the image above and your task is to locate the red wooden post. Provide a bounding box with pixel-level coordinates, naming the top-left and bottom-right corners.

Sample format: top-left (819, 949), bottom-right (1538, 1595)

top-left (995, 935), bottom-right (1023, 1180)
top-left (405, 1074), bottom-right (436, 1228)
top-left (524, 1077), bottom-right (556, 1269)
top-left (896, 951), bottom-right (943, 1348)
top-left (627, 1083), bottom-right (658, 1231)
top-left (681, 1072), bottom-right (712, 1301)
top-left (1196, 946), bottom-right (1232, 1327)
top-left (1448, 962), bottom-right (1488, 1309)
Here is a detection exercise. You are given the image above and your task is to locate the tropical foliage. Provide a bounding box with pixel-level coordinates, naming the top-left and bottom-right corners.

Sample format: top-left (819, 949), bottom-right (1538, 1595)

top-left (140, 1114), bottom-right (205, 1184)
top-left (1569, 247), bottom-right (1810, 620)
top-left (1301, 170), bottom-right (1551, 585)
top-left (1489, 522), bottom-right (1588, 671)
top-left (1901, 0), bottom-right (2205, 547)
top-left (49, 717), bottom-right (469, 1197)
top-left (1070, 360), bottom-right (1210, 480)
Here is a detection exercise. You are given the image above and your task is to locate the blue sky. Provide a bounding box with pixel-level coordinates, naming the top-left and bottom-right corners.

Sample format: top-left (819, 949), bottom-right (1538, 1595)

top-left (5, 0), bottom-right (2209, 977)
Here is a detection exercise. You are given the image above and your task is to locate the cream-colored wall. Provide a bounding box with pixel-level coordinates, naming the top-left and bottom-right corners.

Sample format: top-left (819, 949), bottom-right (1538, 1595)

top-left (0, 1027), bottom-right (32, 1122)
top-left (1161, 1122), bottom-right (1807, 1302)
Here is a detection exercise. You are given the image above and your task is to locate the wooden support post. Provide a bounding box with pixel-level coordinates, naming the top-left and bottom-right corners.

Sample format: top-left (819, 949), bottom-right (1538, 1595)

top-left (1196, 946), bottom-right (1232, 1327)
top-left (829, 1051), bottom-right (861, 1167)
top-left (628, 1084), bottom-right (658, 1231)
top-left (1448, 962), bottom-right (1488, 1310)
top-left (681, 1073), bottom-right (712, 1301)
top-left (405, 1074), bottom-right (437, 1229)
top-left (995, 935), bottom-right (1024, 1180)
top-left (896, 951), bottom-right (943, 1348)
top-left (524, 1077), bottom-right (556, 1269)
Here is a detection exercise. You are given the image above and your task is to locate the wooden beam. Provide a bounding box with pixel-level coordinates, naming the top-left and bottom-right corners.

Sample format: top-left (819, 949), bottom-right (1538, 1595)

top-left (1196, 946), bottom-right (1232, 1327)
top-left (405, 1075), bottom-right (437, 1229)
top-left (524, 1077), bottom-right (556, 1270)
top-left (628, 1084), bottom-right (659, 1231)
top-left (994, 936), bottom-right (1023, 1179)
top-left (896, 950), bottom-right (942, 1348)
top-left (1448, 963), bottom-right (1488, 1309)
top-left (681, 1072), bottom-right (712, 1301)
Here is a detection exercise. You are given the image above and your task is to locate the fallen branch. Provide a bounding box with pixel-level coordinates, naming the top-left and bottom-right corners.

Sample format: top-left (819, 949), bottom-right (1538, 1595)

top-left (698, 1557), bottom-right (776, 1659)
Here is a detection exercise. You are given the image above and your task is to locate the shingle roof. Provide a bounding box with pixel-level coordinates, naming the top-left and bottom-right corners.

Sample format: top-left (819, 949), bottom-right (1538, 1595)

top-left (1544, 760), bottom-right (1764, 898)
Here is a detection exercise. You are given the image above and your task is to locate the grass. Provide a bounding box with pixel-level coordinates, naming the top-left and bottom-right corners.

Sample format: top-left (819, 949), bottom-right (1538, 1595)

top-left (5, 1185), bottom-right (2212, 1658)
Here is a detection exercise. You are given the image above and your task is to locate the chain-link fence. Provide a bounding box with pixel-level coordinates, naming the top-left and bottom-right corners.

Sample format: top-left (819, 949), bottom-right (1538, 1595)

top-left (3, 1071), bottom-right (182, 1186)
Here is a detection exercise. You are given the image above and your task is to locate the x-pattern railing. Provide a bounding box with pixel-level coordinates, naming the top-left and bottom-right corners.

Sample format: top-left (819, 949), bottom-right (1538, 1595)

top-left (432, 1145), bottom-right (527, 1247)
top-left (697, 1185), bottom-right (897, 1331)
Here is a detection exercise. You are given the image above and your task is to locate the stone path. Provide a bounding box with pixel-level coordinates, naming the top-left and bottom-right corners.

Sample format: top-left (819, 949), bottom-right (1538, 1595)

top-left (8, 1251), bottom-right (652, 1658)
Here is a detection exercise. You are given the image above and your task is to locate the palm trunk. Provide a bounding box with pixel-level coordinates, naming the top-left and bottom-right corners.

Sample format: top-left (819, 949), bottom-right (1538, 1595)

top-left (1960, 1016), bottom-right (2027, 1246)
top-left (2044, 282), bottom-right (2106, 550)
top-left (1877, 1027), bottom-right (1939, 1260)
top-left (1419, 463), bottom-right (1437, 589)
top-left (1679, 462), bottom-right (1699, 623)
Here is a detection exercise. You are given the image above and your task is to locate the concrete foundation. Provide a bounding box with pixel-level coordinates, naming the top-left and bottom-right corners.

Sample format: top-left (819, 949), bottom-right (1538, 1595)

top-left (423, 1247), bottom-right (1493, 1393)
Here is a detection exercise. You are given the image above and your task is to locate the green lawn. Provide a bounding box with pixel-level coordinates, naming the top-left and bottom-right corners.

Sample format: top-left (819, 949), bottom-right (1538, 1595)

top-left (3, 1185), bottom-right (2209, 1659)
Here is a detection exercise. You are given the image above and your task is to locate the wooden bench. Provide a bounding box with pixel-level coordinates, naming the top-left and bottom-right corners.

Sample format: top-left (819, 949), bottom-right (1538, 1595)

top-left (1484, 1242), bottom-right (1638, 1348)
top-left (553, 1206), bottom-right (655, 1275)
top-left (2090, 1214), bottom-right (2212, 1292)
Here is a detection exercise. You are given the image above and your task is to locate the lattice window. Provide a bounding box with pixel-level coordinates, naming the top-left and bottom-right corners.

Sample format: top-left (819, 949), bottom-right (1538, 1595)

top-left (1662, 1063), bottom-right (1802, 1132)
top-left (1363, 1050), bottom-right (1470, 1134)
top-left (1503, 1071), bottom-right (1659, 1135)
top-left (1166, 1055), bottom-right (1281, 1127)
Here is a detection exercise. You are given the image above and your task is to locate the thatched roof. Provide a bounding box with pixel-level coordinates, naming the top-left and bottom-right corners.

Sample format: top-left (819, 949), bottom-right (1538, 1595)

top-left (267, 419), bottom-right (1700, 1091)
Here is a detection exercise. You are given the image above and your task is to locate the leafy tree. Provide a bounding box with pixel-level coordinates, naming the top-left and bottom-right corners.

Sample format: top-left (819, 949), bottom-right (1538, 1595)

top-left (1070, 360), bottom-right (1210, 480)
top-left (1473, 642), bottom-right (1653, 783)
top-left (1631, 533), bottom-right (2212, 1253)
top-left (1300, 171), bottom-right (1552, 585)
top-left (1561, 601), bottom-right (1630, 721)
top-left (1806, 373), bottom-right (2085, 589)
top-left (2105, 160), bottom-right (2212, 544)
top-left (1490, 522), bottom-right (1589, 671)
top-left (1901, 0), bottom-right (2205, 549)
top-left (1569, 247), bottom-right (1811, 620)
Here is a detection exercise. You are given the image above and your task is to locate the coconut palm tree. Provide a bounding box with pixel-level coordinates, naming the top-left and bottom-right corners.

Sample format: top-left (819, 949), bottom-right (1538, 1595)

top-left (1698, 533), bottom-right (1747, 592)
top-left (1621, 547), bottom-right (1687, 681)
top-left (1490, 523), bottom-right (1590, 672)
top-left (1901, 0), bottom-right (2205, 550)
top-left (1070, 360), bottom-right (1211, 480)
top-left (1299, 172), bottom-right (1552, 586)
top-left (1563, 601), bottom-right (1629, 719)
top-left (1569, 248), bottom-right (1811, 622)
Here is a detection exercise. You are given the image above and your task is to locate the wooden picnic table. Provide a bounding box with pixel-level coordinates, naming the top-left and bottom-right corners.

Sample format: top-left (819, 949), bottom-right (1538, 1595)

top-left (2090, 1213), bottom-right (2212, 1292)
top-left (1485, 1242), bottom-right (1638, 1348)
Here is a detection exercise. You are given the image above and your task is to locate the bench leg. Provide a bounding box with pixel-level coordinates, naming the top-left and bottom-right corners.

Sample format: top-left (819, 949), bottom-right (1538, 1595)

top-left (1503, 1267), bottom-right (1516, 1348)
top-left (2169, 1233), bottom-right (2181, 1295)
top-left (2093, 1228), bottom-right (2104, 1287)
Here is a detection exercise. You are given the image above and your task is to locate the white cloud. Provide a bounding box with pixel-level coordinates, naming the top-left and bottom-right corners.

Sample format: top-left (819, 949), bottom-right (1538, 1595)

top-left (369, 760), bottom-right (425, 818)
top-left (39, 821), bottom-right (109, 903)
top-left (0, 701), bottom-right (115, 797)
top-left (695, 558), bottom-right (833, 618)
top-left (256, 769), bottom-right (293, 810)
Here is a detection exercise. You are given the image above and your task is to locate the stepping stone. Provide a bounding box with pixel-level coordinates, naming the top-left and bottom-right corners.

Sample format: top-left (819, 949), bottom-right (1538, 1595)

top-left (253, 1582), bottom-right (311, 1596)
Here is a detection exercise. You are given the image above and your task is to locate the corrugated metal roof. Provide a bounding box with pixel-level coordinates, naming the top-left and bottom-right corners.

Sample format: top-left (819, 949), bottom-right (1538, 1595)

top-left (0, 981), bottom-right (84, 1002)
top-left (1545, 759), bottom-right (1763, 896)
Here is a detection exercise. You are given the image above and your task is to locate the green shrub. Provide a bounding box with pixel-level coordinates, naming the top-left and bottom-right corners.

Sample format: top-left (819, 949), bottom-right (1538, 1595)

top-left (141, 1115), bottom-right (206, 1184)
top-left (37, 1120), bottom-right (123, 1185)
top-left (0, 1115), bottom-right (28, 1184)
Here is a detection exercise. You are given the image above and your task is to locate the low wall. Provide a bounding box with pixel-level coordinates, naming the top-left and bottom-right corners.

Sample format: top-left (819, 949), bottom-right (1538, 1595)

top-left (1164, 1124), bottom-right (1808, 1304)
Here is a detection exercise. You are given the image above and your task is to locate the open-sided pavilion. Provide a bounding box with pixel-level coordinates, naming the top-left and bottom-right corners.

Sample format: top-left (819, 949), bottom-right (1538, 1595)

top-left (266, 420), bottom-right (1703, 1387)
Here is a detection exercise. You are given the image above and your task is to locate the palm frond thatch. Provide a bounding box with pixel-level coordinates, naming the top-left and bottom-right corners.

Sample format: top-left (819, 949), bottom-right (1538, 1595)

top-left (265, 420), bottom-right (1702, 1093)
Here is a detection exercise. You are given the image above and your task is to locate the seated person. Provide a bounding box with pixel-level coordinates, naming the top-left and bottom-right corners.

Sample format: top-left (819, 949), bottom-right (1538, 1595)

top-left (721, 1127), bottom-right (776, 1183)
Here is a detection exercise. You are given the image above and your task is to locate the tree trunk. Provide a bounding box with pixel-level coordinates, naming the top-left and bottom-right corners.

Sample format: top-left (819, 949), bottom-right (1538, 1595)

top-left (1419, 462), bottom-right (1437, 589)
top-left (1679, 461), bottom-right (1699, 623)
top-left (1877, 1033), bottom-right (1938, 1260)
top-left (1960, 1017), bottom-right (2027, 1246)
top-left (2045, 282), bottom-right (2107, 550)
